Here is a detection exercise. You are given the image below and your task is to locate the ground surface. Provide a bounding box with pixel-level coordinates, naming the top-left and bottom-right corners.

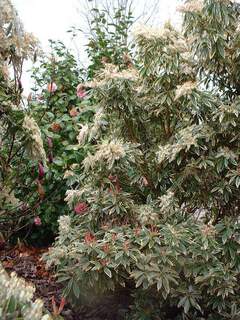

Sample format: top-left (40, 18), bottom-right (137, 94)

top-left (0, 244), bottom-right (130, 320)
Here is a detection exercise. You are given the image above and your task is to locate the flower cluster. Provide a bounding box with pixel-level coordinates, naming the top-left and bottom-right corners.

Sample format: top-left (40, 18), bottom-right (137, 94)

top-left (22, 115), bottom-right (46, 163)
top-left (34, 216), bottom-right (42, 226)
top-left (175, 81), bottom-right (197, 100)
top-left (74, 202), bottom-right (88, 215)
top-left (133, 21), bottom-right (196, 81)
top-left (64, 187), bottom-right (92, 205)
top-left (214, 102), bottom-right (240, 123)
top-left (77, 108), bottom-right (106, 145)
top-left (215, 147), bottom-right (238, 161)
top-left (101, 63), bottom-right (138, 83)
top-left (177, 0), bottom-right (204, 13)
top-left (157, 125), bottom-right (208, 164)
top-left (132, 23), bottom-right (172, 41)
top-left (83, 139), bottom-right (127, 170)
top-left (76, 84), bottom-right (87, 99)
top-left (0, 0), bottom-right (39, 62)
top-left (168, 37), bottom-right (190, 54)
top-left (77, 124), bottom-right (89, 145)
top-left (158, 191), bottom-right (178, 216)
top-left (63, 170), bottom-right (75, 179)
top-left (58, 215), bottom-right (71, 234)
top-left (64, 189), bottom-right (84, 205)
top-left (137, 204), bottom-right (159, 225)
top-left (47, 82), bottom-right (57, 93)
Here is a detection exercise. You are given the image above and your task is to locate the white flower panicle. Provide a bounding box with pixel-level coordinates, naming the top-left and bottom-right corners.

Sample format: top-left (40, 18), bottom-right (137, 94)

top-left (70, 163), bottom-right (79, 170)
top-left (63, 170), bottom-right (75, 179)
top-left (83, 139), bottom-right (126, 170)
top-left (215, 147), bottom-right (237, 161)
top-left (44, 246), bottom-right (68, 269)
top-left (58, 215), bottom-right (71, 234)
top-left (102, 63), bottom-right (138, 81)
top-left (132, 22), bottom-right (195, 77)
top-left (213, 102), bottom-right (240, 124)
top-left (175, 81), bottom-right (197, 100)
top-left (137, 204), bottom-right (159, 225)
top-left (87, 64), bottom-right (138, 89)
top-left (0, 0), bottom-right (15, 20)
top-left (180, 49), bottom-right (195, 75)
top-left (64, 189), bottom-right (84, 205)
top-left (22, 115), bottom-right (46, 163)
top-left (178, 0), bottom-right (204, 13)
top-left (89, 108), bottom-right (107, 140)
top-left (64, 187), bottom-right (92, 205)
top-left (180, 63), bottom-right (194, 76)
top-left (158, 191), bottom-right (178, 215)
top-left (157, 144), bottom-right (174, 165)
top-left (132, 23), bottom-right (172, 40)
top-left (157, 125), bottom-right (207, 164)
top-left (77, 109), bottom-right (106, 145)
top-left (84, 80), bottom-right (99, 88)
top-left (82, 153), bottom-right (96, 171)
top-left (169, 37), bottom-right (189, 54)
top-left (181, 51), bottom-right (194, 62)
top-left (77, 124), bottom-right (89, 145)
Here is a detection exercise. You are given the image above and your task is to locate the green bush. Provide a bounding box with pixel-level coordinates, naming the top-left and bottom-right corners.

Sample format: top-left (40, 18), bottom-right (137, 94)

top-left (24, 40), bottom-right (94, 243)
top-left (1, 0), bottom-right (133, 243)
top-left (85, 2), bottom-right (134, 79)
top-left (21, 2), bottom-right (135, 243)
top-left (44, 0), bottom-right (240, 318)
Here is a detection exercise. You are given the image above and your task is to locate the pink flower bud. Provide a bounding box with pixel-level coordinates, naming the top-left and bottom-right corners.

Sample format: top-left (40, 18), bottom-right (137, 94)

top-left (47, 137), bottom-right (53, 148)
top-left (38, 162), bottom-right (45, 179)
top-left (21, 203), bottom-right (29, 211)
top-left (34, 216), bottom-right (42, 226)
top-left (47, 82), bottom-right (57, 93)
top-left (48, 152), bottom-right (53, 163)
top-left (84, 232), bottom-right (95, 244)
top-left (74, 202), bottom-right (88, 215)
top-left (76, 84), bottom-right (87, 99)
top-left (142, 176), bottom-right (149, 187)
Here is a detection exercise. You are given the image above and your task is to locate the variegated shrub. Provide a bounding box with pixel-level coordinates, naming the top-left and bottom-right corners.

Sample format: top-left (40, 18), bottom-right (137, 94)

top-left (44, 1), bottom-right (240, 319)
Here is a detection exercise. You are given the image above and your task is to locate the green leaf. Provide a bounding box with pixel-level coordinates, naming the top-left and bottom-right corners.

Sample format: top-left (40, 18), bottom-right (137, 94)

top-left (104, 267), bottom-right (112, 278)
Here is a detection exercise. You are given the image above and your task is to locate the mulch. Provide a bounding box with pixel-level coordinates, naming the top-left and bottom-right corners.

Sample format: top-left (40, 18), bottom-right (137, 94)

top-left (0, 243), bottom-right (131, 320)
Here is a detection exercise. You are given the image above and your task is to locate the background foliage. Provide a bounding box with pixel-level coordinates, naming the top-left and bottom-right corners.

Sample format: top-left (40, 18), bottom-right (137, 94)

top-left (0, 0), bottom-right (134, 244)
